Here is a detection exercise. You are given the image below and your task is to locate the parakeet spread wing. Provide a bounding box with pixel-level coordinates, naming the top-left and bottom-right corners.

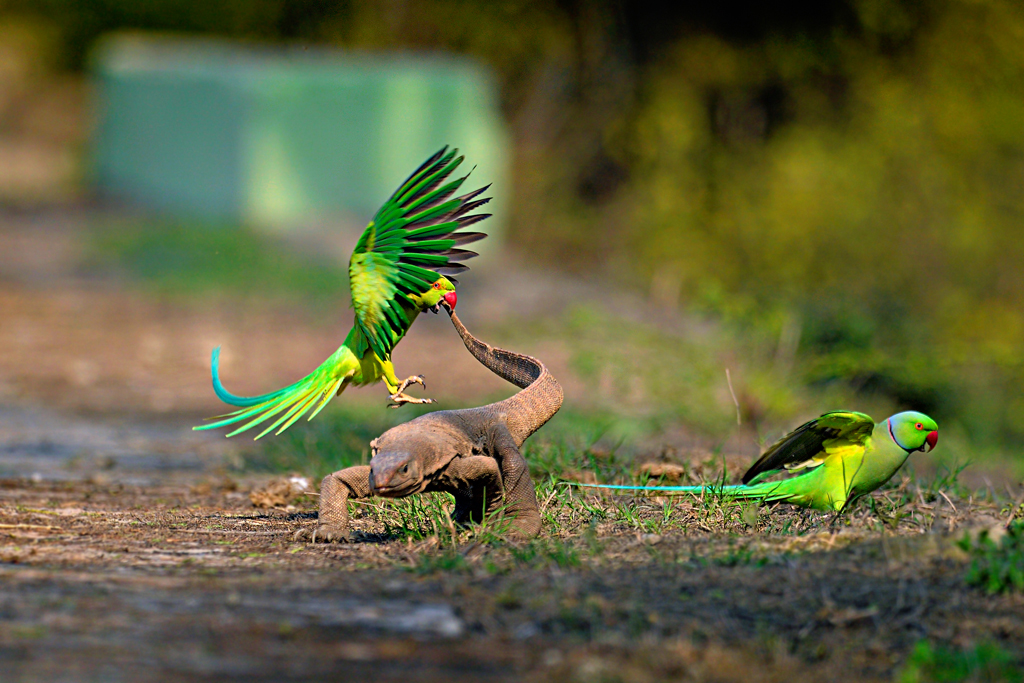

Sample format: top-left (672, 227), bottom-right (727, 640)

top-left (196, 147), bottom-right (491, 439)
top-left (349, 146), bottom-right (490, 361)
top-left (741, 411), bottom-right (875, 484)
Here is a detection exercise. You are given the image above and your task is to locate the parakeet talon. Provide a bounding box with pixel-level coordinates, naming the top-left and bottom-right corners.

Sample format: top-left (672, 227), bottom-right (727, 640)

top-left (388, 392), bottom-right (435, 406)
top-left (393, 375), bottom-right (428, 396)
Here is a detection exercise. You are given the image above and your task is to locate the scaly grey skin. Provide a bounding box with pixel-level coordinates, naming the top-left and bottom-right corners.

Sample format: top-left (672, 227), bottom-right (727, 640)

top-left (295, 306), bottom-right (563, 542)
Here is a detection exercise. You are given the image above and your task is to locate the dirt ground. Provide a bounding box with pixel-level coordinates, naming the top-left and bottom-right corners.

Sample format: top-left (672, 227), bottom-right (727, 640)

top-left (1, 474), bottom-right (1022, 683)
top-left (0, 210), bottom-right (1022, 682)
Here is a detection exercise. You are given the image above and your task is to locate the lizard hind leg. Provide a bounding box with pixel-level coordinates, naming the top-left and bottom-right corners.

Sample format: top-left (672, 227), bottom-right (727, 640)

top-left (489, 425), bottom-right (542, 538)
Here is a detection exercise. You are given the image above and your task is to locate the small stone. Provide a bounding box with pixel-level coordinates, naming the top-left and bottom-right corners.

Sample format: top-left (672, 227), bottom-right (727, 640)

top-left (542, 649), bottom-right (563, 667)
top-left (513, 621), bottom-right (540, 639)
top-left (638, 462), bottom-right (687, 481)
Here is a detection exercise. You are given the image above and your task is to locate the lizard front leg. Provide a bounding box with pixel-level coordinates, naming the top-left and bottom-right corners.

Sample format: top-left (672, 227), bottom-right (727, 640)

top-left (294, 466), bottom-right (371, 543)
top-left (490, 424), bottom-right (542, 538)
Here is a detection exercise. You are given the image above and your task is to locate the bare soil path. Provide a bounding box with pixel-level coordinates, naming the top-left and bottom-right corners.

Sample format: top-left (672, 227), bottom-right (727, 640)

top-left (1, 474), bottom-right (1022, 683)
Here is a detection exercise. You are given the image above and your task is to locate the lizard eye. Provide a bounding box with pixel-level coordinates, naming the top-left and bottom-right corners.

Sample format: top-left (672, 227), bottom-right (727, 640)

top-left (401, 464), bottom-right (409, 474)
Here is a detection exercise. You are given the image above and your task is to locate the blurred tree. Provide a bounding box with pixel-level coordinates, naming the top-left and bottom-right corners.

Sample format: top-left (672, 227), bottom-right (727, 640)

top-left (615, 0), bottom-right (1024, 444)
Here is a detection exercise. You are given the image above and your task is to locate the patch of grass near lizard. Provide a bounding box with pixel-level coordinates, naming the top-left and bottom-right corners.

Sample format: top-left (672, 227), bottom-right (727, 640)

top-left (348, 491), bottom-right (465, 545)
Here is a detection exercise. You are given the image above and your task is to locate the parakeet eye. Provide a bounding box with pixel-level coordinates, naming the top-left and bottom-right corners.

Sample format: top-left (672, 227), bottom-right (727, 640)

top-left (915, 423), bottom-right (923, 430)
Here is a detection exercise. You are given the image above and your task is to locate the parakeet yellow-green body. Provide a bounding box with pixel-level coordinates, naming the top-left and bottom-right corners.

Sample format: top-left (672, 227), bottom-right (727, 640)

top-left (574, 411), bottom-right (939, 512)
top-left (194, 147), bottom-right (490, 439)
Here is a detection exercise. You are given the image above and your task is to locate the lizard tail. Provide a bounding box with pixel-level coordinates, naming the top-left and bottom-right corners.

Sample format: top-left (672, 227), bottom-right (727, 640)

top-left (447, 309), bottom-right (563, 446)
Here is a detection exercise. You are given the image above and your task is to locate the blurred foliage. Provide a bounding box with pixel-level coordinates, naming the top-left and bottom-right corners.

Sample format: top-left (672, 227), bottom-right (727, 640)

top-left (958, 520), bottom-right (1024, 595)
top-left (898, 639), bottom-right (1022, 683)
top-left (8, 0), bottom-right (1024, 449)
top-left (0, 14), bottom-right (85, 201)
top-left (614, 0), bottom-right (1024, 448)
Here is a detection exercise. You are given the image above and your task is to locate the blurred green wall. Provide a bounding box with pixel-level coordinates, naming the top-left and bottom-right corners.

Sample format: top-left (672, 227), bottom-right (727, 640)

top-left (92, 34), bottom-right (509, 238)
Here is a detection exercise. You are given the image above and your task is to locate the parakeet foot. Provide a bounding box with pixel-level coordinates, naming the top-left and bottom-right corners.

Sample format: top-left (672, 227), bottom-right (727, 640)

top-left (396, 375), bottom-right (426, 393)
top-left (387, 393), bottom-right (436, 408)
top-left (387, 375), bottom-right (434, 407)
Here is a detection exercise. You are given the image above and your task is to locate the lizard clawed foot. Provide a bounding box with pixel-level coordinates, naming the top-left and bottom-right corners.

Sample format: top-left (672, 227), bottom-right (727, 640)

top-left (387, 375), bottom-right (434, 408)
top-left (293, 525), bottom-right (352, 543)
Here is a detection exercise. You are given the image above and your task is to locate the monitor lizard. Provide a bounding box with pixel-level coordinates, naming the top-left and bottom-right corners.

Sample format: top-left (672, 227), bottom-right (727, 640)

top-left (295, 306), bottom-right (563, 542)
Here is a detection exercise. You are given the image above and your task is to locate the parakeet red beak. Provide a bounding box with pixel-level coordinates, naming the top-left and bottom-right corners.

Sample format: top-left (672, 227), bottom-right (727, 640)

top-left (923, 430), bottom-right (938, 452)
top-left (442, 291), bottom-right (457, 310)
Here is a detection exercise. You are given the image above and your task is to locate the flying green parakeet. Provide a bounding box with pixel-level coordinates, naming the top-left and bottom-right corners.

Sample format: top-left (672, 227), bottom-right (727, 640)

top-left (573, 411), bottom-right (939, 512)
top-left (194, 147), bottom-right (491, 439)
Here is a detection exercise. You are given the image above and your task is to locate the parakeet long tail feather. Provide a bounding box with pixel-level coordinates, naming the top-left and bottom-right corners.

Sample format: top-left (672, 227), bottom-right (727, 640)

top-left (196, 347), bottom-right (354, 439)
top-left (196, 376), bottom-right (351, 439)
top-left (209, 347), bottom-right (296, 407)
top-left (570, 480), bottom-right (801, 504)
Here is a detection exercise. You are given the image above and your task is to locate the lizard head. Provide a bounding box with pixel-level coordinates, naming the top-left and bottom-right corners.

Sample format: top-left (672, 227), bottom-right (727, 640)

top-left (367, 431), bottom-right (441, 497)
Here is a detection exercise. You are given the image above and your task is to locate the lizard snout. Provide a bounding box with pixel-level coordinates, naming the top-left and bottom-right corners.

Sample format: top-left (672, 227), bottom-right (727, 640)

top-left (369, 452), bottom-right (422, 497)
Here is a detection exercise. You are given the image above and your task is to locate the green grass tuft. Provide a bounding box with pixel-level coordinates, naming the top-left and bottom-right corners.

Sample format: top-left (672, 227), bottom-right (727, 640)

top-left (897, 640), bottom-right (1022, 683)
top-left (958, 520), bottom-right (1024, 595)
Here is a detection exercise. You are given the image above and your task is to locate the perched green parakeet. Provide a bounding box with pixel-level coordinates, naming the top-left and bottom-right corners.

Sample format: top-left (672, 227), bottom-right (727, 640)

top-left (194, 147), bottom-right (491, 439)
top-left (573, 411), bottom-right (939, 512)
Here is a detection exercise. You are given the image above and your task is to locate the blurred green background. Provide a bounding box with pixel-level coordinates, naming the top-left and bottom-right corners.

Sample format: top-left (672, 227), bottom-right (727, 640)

top-left (0, 0), bottom-right (1021, 461)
